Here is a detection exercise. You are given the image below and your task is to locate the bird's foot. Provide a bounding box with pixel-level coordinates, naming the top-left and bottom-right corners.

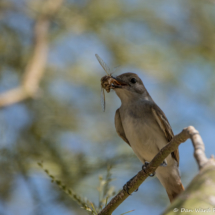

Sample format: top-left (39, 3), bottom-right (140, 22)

top-left (123, 175), bottom-right (138, 195)
top-left (160, 160), bottom-right (167, 167)
top-left (142, 161), bottom-right (155, 177)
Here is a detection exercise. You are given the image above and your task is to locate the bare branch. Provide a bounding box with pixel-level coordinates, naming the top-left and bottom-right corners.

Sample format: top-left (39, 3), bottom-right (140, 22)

top-left (98, 126), bottom-right (209, 215)
top-left (0, 0), bottom-right (64, 108)
top-left (187, 126), bottom-right (208, 169)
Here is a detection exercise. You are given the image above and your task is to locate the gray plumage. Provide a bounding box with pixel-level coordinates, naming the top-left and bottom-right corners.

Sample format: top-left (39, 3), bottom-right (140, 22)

top-left (113, 73), bottom-right (184, 202)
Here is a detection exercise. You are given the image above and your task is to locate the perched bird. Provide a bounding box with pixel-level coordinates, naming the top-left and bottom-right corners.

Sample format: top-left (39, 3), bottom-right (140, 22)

top-left (111, 72), bottom-right (184, 203)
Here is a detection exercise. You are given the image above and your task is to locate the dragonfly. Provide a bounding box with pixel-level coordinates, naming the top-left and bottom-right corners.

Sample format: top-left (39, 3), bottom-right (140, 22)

top-left (95, 54), bottom-right (114, 112)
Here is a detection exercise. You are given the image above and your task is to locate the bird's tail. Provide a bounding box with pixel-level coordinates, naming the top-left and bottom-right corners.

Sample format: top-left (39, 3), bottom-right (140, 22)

top-left (156, 165), bottom-right (184, 203)
top-left (166, 182), bottom-right (184, 203)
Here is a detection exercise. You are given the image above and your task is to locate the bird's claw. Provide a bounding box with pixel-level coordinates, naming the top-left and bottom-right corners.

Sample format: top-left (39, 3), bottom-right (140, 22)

top-left (123, 183), bottom-right (132, 195)
top-left (160, 160), bottom-right (167, 167)
top-left (123, 176), bottom-right (139, 195)
top-left (142, 161), bottom-right (155, 177)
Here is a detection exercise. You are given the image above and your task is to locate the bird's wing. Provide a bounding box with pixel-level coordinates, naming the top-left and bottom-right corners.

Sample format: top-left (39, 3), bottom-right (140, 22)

top-left (151, 103), bottom-right (179, 166)
top-left (115, 109), bottom-right (131, 147)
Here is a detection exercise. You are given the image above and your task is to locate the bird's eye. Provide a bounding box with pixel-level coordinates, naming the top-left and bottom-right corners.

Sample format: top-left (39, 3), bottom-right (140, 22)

top-left (130, 78), bottom-right (137, 84)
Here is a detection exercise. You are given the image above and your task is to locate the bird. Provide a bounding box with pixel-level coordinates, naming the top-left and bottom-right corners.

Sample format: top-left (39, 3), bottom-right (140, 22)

top-left (110, 72), bottom-right (184, 203)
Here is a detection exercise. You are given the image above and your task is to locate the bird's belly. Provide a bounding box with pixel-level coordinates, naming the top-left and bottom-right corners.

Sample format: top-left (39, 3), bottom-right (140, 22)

top-left (122, 117), bottom-right (167, 163)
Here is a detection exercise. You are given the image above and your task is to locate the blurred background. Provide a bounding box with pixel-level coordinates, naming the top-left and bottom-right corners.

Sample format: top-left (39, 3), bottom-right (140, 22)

top-left (0, 0), bottom-right (215, 214)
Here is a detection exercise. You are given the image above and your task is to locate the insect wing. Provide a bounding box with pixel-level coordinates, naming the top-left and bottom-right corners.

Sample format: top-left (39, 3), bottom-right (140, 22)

top-left (101, 86), bottom-right (105, 112)
top-left (95, 54), bottom-right (111, 75)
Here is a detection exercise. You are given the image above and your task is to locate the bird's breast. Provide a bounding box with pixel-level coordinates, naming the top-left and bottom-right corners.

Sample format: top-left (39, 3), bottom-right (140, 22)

top-left (120, 108), bottom-right (167, 163)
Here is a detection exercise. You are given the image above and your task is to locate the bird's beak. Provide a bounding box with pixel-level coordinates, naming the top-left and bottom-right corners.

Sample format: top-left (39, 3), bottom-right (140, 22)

top-left (110, 76), bottom-right (129, 88)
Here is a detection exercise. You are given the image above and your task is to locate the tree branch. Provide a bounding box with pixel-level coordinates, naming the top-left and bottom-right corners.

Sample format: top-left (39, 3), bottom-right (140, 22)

top-left (189, 127), bottom-right (208, 169)
top-left (98, 126), bottom-right (209, 215)
top-left (0, 0), bottom-right (64, 108)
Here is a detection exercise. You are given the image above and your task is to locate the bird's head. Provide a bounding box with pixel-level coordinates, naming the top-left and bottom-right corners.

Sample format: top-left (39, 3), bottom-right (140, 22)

top-left (111, 73), bottom-right (152, 103)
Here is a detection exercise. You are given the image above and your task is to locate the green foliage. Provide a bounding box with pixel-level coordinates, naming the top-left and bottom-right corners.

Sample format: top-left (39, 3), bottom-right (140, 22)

top-left (38, 161), bottom-right (96, 214)
top-left (98, 165), bottom-right (115, 210)
top-left (38, 162), bottom-right (131, 215)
